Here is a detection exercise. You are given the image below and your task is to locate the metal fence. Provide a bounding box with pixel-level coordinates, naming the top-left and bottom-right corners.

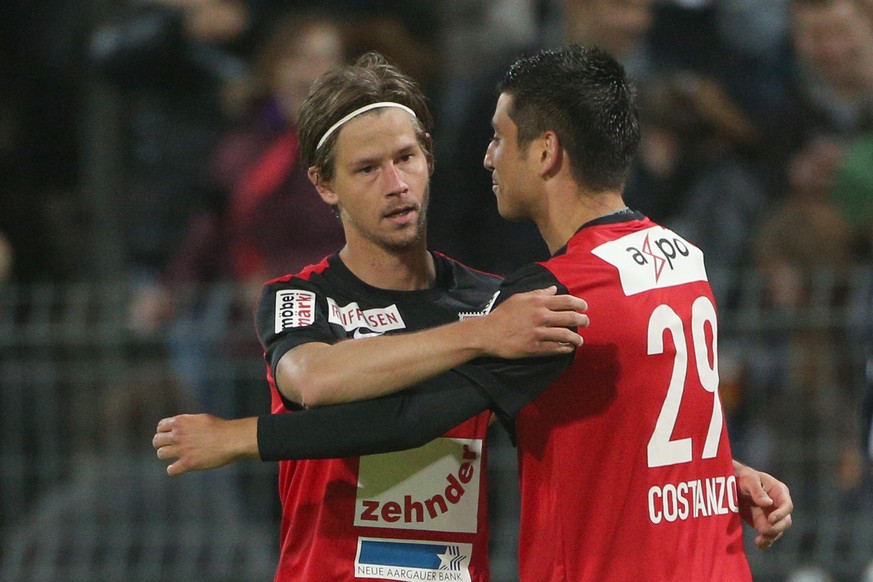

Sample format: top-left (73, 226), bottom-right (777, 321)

top-left (1, 271), bottom-right (872, 581)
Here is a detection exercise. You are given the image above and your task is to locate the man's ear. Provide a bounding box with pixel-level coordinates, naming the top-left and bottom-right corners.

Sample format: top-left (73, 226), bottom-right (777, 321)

top-left (308, 166), bottom-right (339, 206)
top-left (539, 131), bottom-right (562, 178)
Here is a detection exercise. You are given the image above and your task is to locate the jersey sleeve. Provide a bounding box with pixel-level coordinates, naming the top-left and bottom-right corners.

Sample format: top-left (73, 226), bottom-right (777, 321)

top-left (258, 367), bottom-right (494, 460)
top-left (254, 278), bottom-right (335, 376)
top-left (256, 262), bottom-right (578, 461)
top-left (468, 262), bottom-right (576, 422)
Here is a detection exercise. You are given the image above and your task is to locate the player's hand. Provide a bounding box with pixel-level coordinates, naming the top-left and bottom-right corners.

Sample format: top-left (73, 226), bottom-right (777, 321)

top-left (734, 461), bottom-right (794, 549)
top-left (481, 286), bottom-right (588, 358)
top-left (153, 414), bottom-right (259, 476)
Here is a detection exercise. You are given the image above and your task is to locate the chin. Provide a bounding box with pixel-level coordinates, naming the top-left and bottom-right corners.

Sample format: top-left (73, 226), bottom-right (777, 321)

top-left (496, 206), bottom-right (523, 222)
top-left (383, 231), bottom-right (426, 252)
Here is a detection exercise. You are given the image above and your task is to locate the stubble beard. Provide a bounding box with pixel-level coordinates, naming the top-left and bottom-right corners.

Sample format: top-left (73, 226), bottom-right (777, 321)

top-left (380, 201), bottom-right (428, 252)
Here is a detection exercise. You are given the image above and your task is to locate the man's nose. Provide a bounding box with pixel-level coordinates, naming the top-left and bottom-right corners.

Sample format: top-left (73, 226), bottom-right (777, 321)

top-left (383, 161), bottom-right (408, 195)
top-left (483, 143), bottom-right (495, 171)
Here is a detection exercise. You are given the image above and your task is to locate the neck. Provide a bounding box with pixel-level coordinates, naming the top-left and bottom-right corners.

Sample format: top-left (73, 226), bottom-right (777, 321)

top-left (535, 183), bottom-right (627, 254)
top-left (339, 240), bottom-right (435, 291)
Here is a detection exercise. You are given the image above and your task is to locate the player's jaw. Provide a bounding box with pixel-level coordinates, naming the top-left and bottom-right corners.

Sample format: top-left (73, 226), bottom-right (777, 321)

top-left (377, 189), bottom-right (429, 251)
top-left (341, 189), bottom-right (429, 253)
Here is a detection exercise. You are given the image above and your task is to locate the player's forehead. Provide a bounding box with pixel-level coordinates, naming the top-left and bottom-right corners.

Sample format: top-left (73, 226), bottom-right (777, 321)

top-left (491, 93), bottom-right (516, 133)
top-left (333, 108), bottom-right (420, 163)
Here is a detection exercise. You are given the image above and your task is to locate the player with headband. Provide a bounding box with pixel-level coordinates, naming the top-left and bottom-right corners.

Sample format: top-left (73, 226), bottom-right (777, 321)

top-left (209, 52), bottom-right (585, 581)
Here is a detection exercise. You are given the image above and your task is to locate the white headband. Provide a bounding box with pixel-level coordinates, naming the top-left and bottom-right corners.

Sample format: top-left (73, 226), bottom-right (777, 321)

top-left (316, 102), bottom-right (417, 151)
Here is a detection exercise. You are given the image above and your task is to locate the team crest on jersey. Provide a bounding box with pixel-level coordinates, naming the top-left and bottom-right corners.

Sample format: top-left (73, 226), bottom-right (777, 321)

top-left (354, 538), bottom-right (472, 582)
top-left (591, 226), bottom-right (708, 296)
top-left (274, 290), bottom-right (316, 332)
top-left (326, 297), bottom-right (407, 337)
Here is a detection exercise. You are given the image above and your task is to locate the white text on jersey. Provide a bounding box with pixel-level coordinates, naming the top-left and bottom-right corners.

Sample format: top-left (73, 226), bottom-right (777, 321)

top-left (648, 474), bottom-right (739, 524)
top-left (327, 297), bottom-right (407, 335)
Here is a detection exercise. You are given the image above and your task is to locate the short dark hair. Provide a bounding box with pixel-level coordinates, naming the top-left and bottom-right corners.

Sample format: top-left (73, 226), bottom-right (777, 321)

top-left (298, 52), bottom-right (434, 181)
top-left (499, 44), bottom-right (640, 192)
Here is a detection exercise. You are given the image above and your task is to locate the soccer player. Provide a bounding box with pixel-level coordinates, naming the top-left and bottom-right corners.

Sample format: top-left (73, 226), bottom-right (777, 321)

top-left (157, 51), bottom-right (586, 582)
top-left (155, 46), bottom-right (793, 580)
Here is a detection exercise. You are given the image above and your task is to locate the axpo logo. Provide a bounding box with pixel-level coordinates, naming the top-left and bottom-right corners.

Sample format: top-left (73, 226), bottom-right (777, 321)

top-left (592, 226), bottom-right (707, 296)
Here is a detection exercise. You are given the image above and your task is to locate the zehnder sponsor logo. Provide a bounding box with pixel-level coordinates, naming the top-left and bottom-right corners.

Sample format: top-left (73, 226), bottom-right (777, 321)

top-left (327, 297), bottom-right (407, 336)
top-left (591, 226), bottom-right (708, 296)
top-left (355, 438), bottom-right (482, 533)
top-left (274, 290), bottom-right (316, 332)
top-left (359, 445), bottom-right (478, 525)
top-left (648, 474), bottom-right (739, 524)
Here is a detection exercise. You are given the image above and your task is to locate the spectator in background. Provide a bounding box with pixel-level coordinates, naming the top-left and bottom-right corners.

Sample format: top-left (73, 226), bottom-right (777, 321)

top-left (89, 0), bottom-right (254, 284)
top-left (757, 1), bottom-right (873, 500)
top-left (763, 0), bottom-right (873, 166)
top-left (648, 0), bottom-right (794, 127)
top-left (750, 135), bottom-right (863, 538)
top-left (434, 0), bottom-right (544, 149)
top-left (754, 135), bottom-right (855, 312)
top-left (128, 11), bottom-right (347, 417)
top-left (0, 0), bottom-right (88, 282)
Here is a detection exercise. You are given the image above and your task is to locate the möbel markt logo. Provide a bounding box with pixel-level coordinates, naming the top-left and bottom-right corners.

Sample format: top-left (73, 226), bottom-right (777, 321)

top-left (274, 290), bottom-right (316, 332)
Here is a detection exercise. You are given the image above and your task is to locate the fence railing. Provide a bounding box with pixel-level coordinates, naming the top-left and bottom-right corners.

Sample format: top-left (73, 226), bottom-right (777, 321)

top-left (1, 270), bottom-right (871, 581)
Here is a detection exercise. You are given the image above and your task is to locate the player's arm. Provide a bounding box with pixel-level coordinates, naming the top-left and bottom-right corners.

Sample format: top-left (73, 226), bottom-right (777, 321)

top-left (154, 351), bottom-right (570, 475)
top-left (155, 266), bottom-right (579, 473)
top-left (271, 286), bottom-right (587, 407)
top-left (154, 367), bottom-right (496, 474)
top-left (733, 459), bottom-right (794, 549)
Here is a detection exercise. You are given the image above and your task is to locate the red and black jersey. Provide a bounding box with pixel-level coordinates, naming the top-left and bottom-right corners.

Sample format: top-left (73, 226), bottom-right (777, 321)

top-left (505, 213), bottom-right (751, 581)
top-left (257, 212), bottom-right (751, 581)
top-left (254, 252), bottom-right (499, 582)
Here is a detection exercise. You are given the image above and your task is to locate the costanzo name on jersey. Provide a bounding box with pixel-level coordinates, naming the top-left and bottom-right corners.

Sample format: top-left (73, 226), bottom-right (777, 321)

top-left (648, 473), bottom-right (739, 525)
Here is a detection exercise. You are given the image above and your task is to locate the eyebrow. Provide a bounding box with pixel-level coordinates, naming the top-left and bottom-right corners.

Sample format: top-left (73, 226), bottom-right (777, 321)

top-left (347, 142), bottom-right (419, 168)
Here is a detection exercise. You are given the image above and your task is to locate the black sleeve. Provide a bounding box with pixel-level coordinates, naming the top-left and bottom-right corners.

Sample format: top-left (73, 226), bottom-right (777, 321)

top-left (470, 262), bottom-right (577, 421)
top-left (257, 262), bottom-right (579, 461)
top-left (258, 366), bottom-right (493, 460)
top-left (254, 279), bottom-right (336, 376)
top-left (257, 352), bottom-right (572, 460)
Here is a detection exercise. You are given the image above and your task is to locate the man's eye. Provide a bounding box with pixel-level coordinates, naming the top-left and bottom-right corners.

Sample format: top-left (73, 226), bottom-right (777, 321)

top-left (358, 166), bottom-right (375, 174)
